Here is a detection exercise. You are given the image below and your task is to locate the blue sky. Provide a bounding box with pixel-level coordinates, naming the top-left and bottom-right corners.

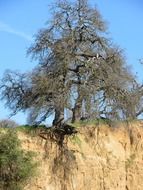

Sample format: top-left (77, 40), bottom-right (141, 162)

top-left (0, 0), bottom-right (143, 124)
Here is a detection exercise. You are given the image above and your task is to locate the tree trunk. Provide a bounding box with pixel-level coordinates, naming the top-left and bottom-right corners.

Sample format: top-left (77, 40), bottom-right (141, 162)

top-left (52, 107), bottom-right (64, 127)
top-left (71, 96), bottom-right (82, 123)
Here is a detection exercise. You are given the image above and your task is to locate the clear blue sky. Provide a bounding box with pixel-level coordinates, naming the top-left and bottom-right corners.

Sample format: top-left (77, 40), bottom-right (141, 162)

top-left (0, 0), bottom-right (143, 124)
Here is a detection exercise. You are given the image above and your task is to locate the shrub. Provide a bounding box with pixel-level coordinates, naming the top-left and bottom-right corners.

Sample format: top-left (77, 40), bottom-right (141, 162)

top-left (0, 119), bottom-right (18, 128)
top-left (0, 129), bottom-right (37, 190)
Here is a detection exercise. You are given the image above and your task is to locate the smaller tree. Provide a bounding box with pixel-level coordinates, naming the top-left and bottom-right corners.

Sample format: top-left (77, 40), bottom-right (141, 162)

top-left (0, 129), bottom-right (37, 190)
top-left (0, 119), bottom-right (18, 128)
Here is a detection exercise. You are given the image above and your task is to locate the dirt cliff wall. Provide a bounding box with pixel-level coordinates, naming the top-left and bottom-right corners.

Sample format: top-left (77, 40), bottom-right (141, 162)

top-left (20, 121), bottom-right (143, 190)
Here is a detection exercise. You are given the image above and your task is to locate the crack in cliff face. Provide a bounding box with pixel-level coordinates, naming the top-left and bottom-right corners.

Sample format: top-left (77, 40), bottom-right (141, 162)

top-left (102, 167), bottom-right (106, 190)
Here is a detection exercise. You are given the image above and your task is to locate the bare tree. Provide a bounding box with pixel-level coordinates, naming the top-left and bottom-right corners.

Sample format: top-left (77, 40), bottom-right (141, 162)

top-left (27, 0), bottom-right (109, 123)
top-left (0, 119), bottom-right (18, 128)
top-left (0, 0), bottom-right (140, 126)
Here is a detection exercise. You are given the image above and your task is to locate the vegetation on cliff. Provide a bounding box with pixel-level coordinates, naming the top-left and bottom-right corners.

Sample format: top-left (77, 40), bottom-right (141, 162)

top-left (0, 129), bottom-right (37, 190)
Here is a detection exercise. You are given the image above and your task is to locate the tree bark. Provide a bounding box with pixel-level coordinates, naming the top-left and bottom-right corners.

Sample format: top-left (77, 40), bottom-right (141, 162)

top-left (71, 95), bottom-right (82, 123)
top-left (52, 107), bottom-right (64, 127)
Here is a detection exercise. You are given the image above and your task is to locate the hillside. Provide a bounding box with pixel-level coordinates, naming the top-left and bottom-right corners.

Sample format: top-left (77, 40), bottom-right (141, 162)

top-left (17, 121), bottom-right (143, 190)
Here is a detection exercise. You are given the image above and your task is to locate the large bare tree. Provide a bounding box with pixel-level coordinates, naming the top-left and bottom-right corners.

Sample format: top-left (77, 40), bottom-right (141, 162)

top-left (0, 0), bottom-right (140, 126)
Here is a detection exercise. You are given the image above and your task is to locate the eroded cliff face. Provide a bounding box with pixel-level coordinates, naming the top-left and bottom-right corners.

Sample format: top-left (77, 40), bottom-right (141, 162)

top-left (19, 121), bottom-right (143, 190)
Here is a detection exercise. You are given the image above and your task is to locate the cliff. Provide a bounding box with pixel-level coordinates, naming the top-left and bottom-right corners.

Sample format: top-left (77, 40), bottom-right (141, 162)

top-left (19, 121), bottom-right (143, 190)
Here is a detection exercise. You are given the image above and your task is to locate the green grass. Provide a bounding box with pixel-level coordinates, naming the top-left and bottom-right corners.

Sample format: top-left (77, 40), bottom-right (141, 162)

top-left (70, 135), bottom-right (82, 148)
top-left (15, 124), bottom-right (47, 136)
top-left (69, 118), bottom-right (114, 128)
